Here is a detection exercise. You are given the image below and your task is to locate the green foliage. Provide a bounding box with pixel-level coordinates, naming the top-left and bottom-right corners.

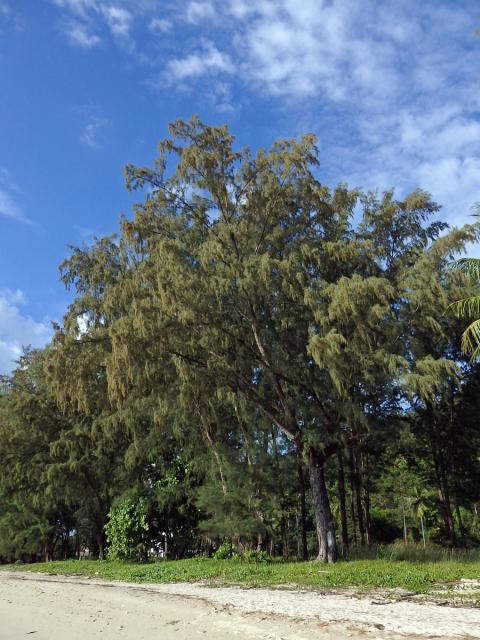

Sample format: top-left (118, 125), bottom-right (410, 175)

top-left (2, 118), bottom-right (480, 566)
top-left (212, 540), bottom-right (238, 560)
top-left (6, 555), bottom-right (480, 597)
top-left (105, 498), bottom-right (149, 561)
top-left (448, 205), bottom-right (480, 359)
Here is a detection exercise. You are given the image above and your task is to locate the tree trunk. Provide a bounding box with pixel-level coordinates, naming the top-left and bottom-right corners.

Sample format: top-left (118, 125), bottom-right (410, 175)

top-left (281, 514), bottom-right (289, 559)
top-left (427, 410), bottom-right (456, 546)
top-left (308, 448), bottom-right (337, 563)
top-left (455, 503), bottom-right (467, 549)
top-left (350, 482), bottom-right (358, 545)
top-left (95, 532), bottom-right (105, 559)
top-left (337, 449), bottom-right (349, 555)
top-left (350, 445), bottom-right (366, 545)
top-left (297, 455), bottom-right (308, 560)
top-left (44, 531), bottom-right (54, 562)
top-left (361, 451), bottom-right (371, 546)
top-left (420, 515), bottom-right (426, 548)
top-left (438, 468), bottom-right (457, 546)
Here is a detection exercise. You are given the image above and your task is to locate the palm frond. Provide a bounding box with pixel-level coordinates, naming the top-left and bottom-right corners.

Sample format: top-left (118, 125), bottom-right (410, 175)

top-left (449, 257), bottom-right (480, 280)
top-left (461, 319), bottom-right (480, 360)
top-left (448, 295), bottom-right (480, 319)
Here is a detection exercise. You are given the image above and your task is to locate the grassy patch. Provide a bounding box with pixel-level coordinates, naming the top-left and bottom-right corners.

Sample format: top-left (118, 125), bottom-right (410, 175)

top-left (3, 556), bottom-right (480, 595)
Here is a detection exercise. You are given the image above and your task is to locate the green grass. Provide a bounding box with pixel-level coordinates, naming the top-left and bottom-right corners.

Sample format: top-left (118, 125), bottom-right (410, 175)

top-left (3, 555), bottom-right (480, 596)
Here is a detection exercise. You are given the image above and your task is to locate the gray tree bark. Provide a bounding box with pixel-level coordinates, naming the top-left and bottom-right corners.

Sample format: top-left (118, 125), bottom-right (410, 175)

top-left (308, 448), bottom-right (337, 563)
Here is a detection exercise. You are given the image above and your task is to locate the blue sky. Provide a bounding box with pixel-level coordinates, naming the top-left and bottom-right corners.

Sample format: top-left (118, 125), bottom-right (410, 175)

top-left (0, 0), bottom-right (479, 373)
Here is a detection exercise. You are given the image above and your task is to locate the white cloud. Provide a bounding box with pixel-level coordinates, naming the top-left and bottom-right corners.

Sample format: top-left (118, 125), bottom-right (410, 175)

top-left (0, 0), bottom-right (23, 32)
top-left (0, 169), bottom-right (36, 226)
top-left (49, 0), bottom-right (480, 227)
top-left (0, 189), bottom-right (23, 221)
top-left (161, 0), bottom-right (478, 225)
top-left (0, 289), bottom-right (52, 375)
top-left (51, 0), bottom-right (161, 49)
top-left (148, 17), bottom-right (171, 34)
top-left (185, 1), bottom-right (215, 23)
top-left (52, 0), bottom-right (102, 16)
top-left (81, 116), bottom-right (110, 149)
top-left (101, 5), bottom-right (133, 48)
top-left (63, 19), bottom-right (101, 47)
top-left (0, 0), bottom-right (10, 19)
top-left (166, 40), bottom-right (233, 81)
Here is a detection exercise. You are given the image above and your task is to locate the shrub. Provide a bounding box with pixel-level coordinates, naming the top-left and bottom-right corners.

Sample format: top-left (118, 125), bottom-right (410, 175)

top-left (241, 549), bottom-right (270, 563)
top-left (212, 540), bottom-right (239, 560)
top-left (105, 498), bottom-right (149, 561)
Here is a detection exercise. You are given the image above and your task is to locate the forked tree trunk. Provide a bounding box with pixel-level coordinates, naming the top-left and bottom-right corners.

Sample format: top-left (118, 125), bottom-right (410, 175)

top-left (308, 448), bottom-right (337, 563)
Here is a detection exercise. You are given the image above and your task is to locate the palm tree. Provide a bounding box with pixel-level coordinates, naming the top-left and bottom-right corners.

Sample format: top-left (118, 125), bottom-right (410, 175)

top-left (412, 489), bottom-right (430, 548)
top-left (448, 205), bottom-right (480, 359)
top-left (448, 257), bottom-right (480, 359)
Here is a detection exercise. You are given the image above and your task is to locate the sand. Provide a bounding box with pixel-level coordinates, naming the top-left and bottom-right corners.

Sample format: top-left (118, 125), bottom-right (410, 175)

top-left (1, 570), bottom-right (480, 639)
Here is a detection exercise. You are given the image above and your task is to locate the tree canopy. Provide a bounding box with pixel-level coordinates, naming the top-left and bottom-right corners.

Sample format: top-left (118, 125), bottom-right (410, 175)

top-left (1, 118), bottom-right (480, 564)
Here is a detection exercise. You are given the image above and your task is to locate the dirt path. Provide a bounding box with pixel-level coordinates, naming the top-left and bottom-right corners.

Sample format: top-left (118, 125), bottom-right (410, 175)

top-left (1, 570), bottom-right (479, 639)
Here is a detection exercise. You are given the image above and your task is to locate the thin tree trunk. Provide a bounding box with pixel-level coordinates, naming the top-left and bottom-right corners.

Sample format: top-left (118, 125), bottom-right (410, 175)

top-left (439, 467), bottom-right (456, 546)
top-left (350, 482), bottom-right (358, 545)
top-left (402, 503), bottom-right (408, 545)
top-left (308, 448), bottom-right (337, 563)
top-left (337, 449), bottom-right (349, 555)
top-left (364, 488), bottom-right (371, 546)
top-left (297, 454), bottom-right (308, 560)
top-left (202, 420), bottom-right (227, 495)
top-left (420, 515), bottom-right (426, 548)
top-left (95, 532), bottom-right (105, 559)
top-left (350, 445), bottom-right (366, 545)
top-left (455, 503), bottom-right (467, 549)
top-left (361, 450), bottom-right (371, 546)
top-left (427, 409), bottom-right (456, 546)
top-left (44, 531), bottom-right (54, 562)
top-left (281, 514), bottom-right (289, 559)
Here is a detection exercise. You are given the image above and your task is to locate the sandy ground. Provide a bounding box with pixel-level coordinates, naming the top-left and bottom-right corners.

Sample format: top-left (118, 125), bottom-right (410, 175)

top-left (1, 571), bottom-right (480, 639)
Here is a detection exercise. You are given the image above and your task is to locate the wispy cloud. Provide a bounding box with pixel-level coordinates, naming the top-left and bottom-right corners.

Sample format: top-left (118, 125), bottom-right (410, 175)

top-left (101, 5), bottom-right (134, 50)
top-left (0, 169), bottom-right (36, 226)
top-left (0, 0), bottom-right (24, 32)
top-left (0, 0), bottom-right (10, 19)
top-left (165, 40), bottom-right (233, 82)
top-left (63, 19), bottom-right (101, 48)
top-left (81, 116), bottom-right (111, 149)
top-left (0, 289), bottom-right (52, 375)
top-left (148, 17), bottom-right (171, 34)
top-left (157, 0), bottom-right (480, 224)
top-left (51, 0), bottom-right (158, 50)
top-left (49, 0), bottom-right (480, 226)
top-left (185, 1), bottom-right (216, 23)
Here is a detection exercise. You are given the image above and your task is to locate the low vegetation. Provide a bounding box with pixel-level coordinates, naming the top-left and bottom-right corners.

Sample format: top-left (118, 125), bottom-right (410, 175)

top-left (5, 548), bottom-right (480, 597)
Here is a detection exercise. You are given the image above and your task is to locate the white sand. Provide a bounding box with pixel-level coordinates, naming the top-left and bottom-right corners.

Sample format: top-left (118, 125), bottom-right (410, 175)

top-left (1, 570), bottom-right (480, 639)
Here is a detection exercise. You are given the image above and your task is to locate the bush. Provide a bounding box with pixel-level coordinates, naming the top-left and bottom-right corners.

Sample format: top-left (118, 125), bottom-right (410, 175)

top-left (212, 540), bottom-right (239, 560)
top-left (212, 541), bottom-right (271, 562)
top-left (241, 549), bottom-right (270, 563)
top-left (105, 498), bottom-right (150, 561)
